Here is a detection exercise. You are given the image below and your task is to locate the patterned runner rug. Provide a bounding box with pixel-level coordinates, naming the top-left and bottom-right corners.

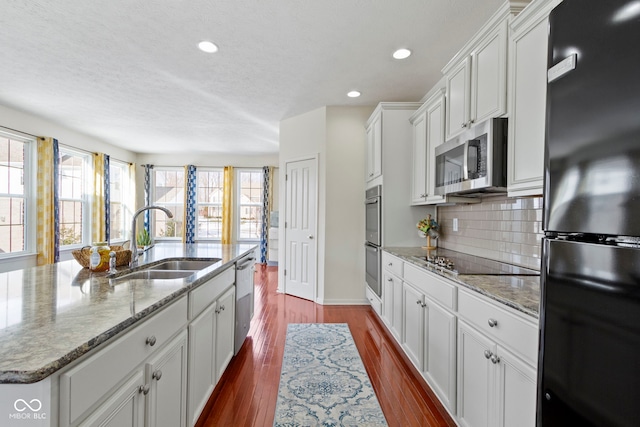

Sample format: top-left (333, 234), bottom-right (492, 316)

top-left (273, 323), bottom-right (388, 426)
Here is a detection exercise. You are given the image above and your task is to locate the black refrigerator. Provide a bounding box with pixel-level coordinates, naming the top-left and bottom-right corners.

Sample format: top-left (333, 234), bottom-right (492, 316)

top-left (538, 1), bottom-right (640, 426)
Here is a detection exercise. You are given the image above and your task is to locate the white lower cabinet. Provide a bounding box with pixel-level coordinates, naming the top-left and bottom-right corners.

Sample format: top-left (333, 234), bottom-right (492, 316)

top-left (187, 285), bottom-right (236, 426)
top-left (78, 371), bottom-right (146, 427)
top-left (402, 282), bottom-right (456, 413)
top-left (146, 331), bottom-right (188, 427)
top-left (457, 321), bottom-right (536, 427)
top-left (379, 250), bottom-right (538, 426)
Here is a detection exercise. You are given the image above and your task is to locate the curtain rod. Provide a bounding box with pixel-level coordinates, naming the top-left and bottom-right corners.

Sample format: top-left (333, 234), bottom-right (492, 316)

top-left (0, 125), bottom-right (44, 140)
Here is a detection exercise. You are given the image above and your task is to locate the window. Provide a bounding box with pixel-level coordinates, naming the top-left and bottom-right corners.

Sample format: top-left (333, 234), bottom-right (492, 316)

top-left (197, 169), bottom-right (223, 239)
top-left (109, 160), bottom-right (131, 242)
top-left (237, 169), bottom-right (263, 240)
top-left (58, 148), bottom-right (90, 247)
top-left (153, 168), bottom-right (183, 239)
top-left (0, 133), bottom-right (31, 255)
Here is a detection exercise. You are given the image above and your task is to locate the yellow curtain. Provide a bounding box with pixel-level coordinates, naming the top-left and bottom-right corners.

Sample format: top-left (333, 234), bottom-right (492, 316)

top-left (36, 138), bottom-right (56, 265)
top-left (222, 166), bottom-right (234, 244)
top-left (92, 153), bottom-right (106, 243)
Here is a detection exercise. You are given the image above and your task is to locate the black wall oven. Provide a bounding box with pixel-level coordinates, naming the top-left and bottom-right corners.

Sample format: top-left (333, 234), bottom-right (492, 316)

top-left (365, 185), bottom-right (381, 297)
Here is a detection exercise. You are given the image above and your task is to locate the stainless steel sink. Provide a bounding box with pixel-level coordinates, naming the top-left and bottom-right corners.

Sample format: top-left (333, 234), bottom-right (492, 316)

top-left (113, 270), bottom-right (195, 281)
top-left (149, 259), bottom-right (221, 271)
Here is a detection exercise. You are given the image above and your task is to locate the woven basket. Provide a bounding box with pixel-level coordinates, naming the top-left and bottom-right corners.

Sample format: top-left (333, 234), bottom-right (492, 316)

top-left (72, 245), bottom-right (132, 268)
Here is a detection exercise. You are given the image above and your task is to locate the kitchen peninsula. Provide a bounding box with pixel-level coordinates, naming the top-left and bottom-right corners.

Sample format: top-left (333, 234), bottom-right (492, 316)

top-left (0, 242), bottom-right (257, 427)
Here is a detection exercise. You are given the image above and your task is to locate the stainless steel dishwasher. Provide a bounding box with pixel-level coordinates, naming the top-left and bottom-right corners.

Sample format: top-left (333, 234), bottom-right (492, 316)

top-left (234, 253), bottom-right (256, 354)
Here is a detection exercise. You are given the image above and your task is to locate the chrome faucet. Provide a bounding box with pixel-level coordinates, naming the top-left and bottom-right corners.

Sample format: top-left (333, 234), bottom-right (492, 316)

top-left (130, 206), bottom-right (173, 267)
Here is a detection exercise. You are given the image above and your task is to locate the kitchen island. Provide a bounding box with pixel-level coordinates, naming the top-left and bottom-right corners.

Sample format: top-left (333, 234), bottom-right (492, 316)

top-left (0, 242), bottom-right (256, 427)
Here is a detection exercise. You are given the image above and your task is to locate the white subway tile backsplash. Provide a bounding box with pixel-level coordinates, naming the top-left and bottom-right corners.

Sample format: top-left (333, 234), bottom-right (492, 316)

top-left (437, 195), bottom-right (543, 270)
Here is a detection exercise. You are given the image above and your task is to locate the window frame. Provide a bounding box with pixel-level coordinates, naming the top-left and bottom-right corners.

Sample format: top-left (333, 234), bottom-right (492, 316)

top-left (0, 131), bottom-right (35, 258)
top-left (108, 159), bottom-right (132, 244)
top-left (195, 167), bottom-right (224, 241)
top-left (58, 146), bottom-right (91, 249)
top-left (151, 166), bottom-right (184, 241)
top-left (235, 168), bottom-right (264, 242)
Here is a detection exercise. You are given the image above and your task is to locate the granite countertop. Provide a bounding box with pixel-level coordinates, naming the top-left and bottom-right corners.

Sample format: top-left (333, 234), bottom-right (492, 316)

top-left (383, 247), bottom-right (540, 318)
top-left (0, 242), bottom-right (257, 384)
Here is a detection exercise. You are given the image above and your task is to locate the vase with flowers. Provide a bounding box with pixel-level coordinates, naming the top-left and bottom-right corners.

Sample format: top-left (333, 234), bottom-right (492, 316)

top-left (417, 214), bottom-right (439, 250)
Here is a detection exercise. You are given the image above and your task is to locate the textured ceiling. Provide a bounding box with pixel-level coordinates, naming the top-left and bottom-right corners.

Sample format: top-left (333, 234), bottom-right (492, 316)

top-left (0, 0), bottom-right (503, 155)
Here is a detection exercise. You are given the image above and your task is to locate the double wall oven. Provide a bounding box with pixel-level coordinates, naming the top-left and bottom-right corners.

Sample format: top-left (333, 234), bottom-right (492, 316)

top-left (365, 185), bottom-right (381, 297)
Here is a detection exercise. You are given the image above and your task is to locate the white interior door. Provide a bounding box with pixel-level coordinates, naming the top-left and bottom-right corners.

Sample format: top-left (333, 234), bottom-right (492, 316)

top-left (284, 158), bottom-right (317, 301)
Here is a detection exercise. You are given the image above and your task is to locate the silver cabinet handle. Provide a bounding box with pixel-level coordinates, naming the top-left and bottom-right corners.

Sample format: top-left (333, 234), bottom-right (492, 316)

top-left (388, 262), bottom-right (393, 267)
top-left (484, 350), bottom-right (492, 359)
top-left (308, 235), bottom-right (314, 239)
top-left (461, 123), bottom-right (466, 128)
top-left (416, 300), bottom-right (422, 305)
top-left (488, 318), bottom-right (498, 328)
top-left (139, 384), bottom-right (150, 395)
top-left (421, 302), bottom-right (427, 308)
top-left (469, 119), bottom-right (475, 125)
top-left (490, 355), bottom-right (501, 364)
top-left (146, 336), bottom-right (157, 347)
top-left (220, 305), bottom-right (225, 311)
top-left (152, 370), bottom-right (162, 381)
top-left (387, 278), bottom-right (393, 282)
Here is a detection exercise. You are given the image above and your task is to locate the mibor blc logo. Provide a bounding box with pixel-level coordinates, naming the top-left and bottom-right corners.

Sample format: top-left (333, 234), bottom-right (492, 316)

top-left (9, 398), bottom-right (47, 421)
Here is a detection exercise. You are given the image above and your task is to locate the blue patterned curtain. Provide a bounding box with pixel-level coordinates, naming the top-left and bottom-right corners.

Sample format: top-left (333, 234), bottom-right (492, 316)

top-left (104, 154), bottom-right (111, 243)
top-left (260, 166), bottom-right (273, 263)
top-left (184, 165), bottom-right (197, 244)
top-left (143, 164), bottom-right (153, 234)
top-left (52, 139), bottom-right (60, 262)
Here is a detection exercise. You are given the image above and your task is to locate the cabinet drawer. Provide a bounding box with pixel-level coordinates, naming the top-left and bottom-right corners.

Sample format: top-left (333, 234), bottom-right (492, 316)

top-left (59, 296), bottom-right (188, 426)
top-left (189, 266), bottom-right (235, 319)
top-left (404, 263), bottom-right (456, 311)
top-left (382, 252), bottom-right (403, 277)
top-left (366, 286), bottom-right (381, 316)
top-left (458, 289), bottom-right (537, 364)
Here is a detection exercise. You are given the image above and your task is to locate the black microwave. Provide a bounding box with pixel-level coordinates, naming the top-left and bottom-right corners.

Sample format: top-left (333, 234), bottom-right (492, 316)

top-left (434, 118), bottom-right (508, 196)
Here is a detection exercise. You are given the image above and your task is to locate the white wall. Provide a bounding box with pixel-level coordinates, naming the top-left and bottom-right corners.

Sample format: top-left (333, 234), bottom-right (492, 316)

top-left (278, 105), bottom-right (374, 304)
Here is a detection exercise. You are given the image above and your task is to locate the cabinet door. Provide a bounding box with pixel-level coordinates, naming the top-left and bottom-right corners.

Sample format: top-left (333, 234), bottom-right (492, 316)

top-left (214, 286), bottom-right (236, 382)
top-left (425, 92), bottom-right (446, 204)
top-left (507, 14), bottom-right (549, 196)
top-left (402, 283), bottom-right (425, 370)
top-left (382, 272), bottom-right (395, 329)
top-left (457, 321), bottom-right (495, 427)
top-left (445, 57), bottom-right (471, 140)
top-left (471, 22), bottom-right (507, 124)
top-left (366, 114), bottom-right (382, 181)
top-left (423, 298), bottom-right (457, 413)
top-left (79, 371), bottom-right (145, 427)
top-left (187, 304), bottom-right (216, 426)
top-left (391, 274), bottom-right (404, 342)
top-left (411, 110), bottom-right (428, 204)
top-left (495, 346), bottom-right (537, 427)
top-left (147, 331), bottom-right (188, 427)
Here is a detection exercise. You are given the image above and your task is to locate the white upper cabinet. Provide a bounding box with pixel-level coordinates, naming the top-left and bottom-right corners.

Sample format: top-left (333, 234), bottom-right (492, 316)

top-left (411, 89), bottom-right (446, 205)
top-left (443, 2), bottom-right (527, 141)
top-left (507, 0), bottom-right (563, 197)
top-left (365, 113), bottom-right (382, 182)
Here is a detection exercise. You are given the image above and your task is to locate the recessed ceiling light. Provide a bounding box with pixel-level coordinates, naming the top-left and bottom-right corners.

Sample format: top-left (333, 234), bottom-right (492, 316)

top-left (392, 48), bottom-right (412, 60)
top-left (347, 91), bottom-right (361, 98)
top-left (198, 41), bottom-right (219, 53)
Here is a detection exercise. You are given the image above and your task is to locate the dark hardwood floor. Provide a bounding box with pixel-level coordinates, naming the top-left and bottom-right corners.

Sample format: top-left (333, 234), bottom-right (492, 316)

top-left (196, 264), bottom-right (456, 427)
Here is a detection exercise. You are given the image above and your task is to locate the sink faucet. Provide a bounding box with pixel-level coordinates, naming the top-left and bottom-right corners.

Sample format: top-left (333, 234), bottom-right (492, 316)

top-left (130, 206), bottom-right (173, 267)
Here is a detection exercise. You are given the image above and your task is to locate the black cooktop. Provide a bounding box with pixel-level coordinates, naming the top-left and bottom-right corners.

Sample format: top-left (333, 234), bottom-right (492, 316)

top-left (415, 249), bottom-right (540, 276)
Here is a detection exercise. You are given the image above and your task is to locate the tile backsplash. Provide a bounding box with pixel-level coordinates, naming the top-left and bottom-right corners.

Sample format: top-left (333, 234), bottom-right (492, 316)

top-left (437, 195), bottom-right (543, 270)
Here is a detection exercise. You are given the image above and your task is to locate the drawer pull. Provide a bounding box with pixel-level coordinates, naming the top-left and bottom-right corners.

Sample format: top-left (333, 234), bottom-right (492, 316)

top-left (139, 384), bottom-right (150, 395)
top-left (488, 318), bottom-right (498, 328)
top-left (416, 300), bottom-right (422, 305)
top-left (490, 355), bottom-right (501, 364)
top-left (387, 278), bottom-right (393, 282)
top-left (146, 335), bottom-right (157, 347)
top-left (152, 370), bottom-right (163, 381)
top-left (484, 350), bottom-right (492, 359)
top-left (388, 262), bottom-right (393, 267)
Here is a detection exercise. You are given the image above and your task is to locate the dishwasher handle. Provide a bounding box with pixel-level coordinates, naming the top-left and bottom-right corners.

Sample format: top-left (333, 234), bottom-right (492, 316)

top-left (237, 257), bottom-right (256, 270)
